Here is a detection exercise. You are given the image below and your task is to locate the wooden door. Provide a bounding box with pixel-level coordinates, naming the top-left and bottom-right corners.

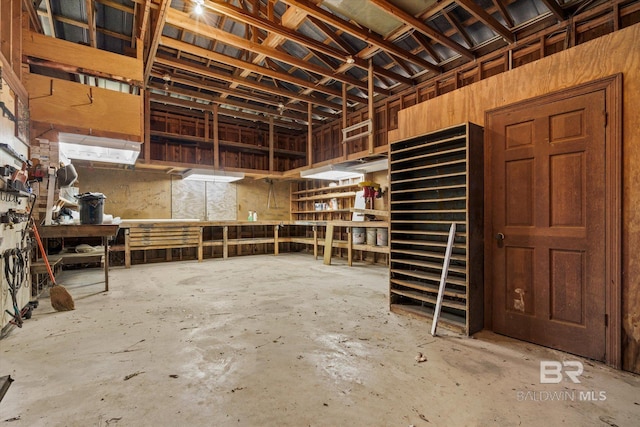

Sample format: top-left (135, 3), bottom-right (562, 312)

top-left (488, 90), bottom-right (606, 361)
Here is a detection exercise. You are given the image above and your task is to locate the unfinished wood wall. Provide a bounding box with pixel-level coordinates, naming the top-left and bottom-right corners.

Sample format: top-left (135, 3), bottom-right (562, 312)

top-left (75, 166), bottom-right (171, 219)
top-left (171, 179), bottom-right (237, 220)
top-left (74, 166), bottom-right (290, 221)
top-left (25, 73), bottom-right (143, 139)
top-left (236, 180), bottom-right (291, 221)
top-left (389, 23), bottom-right (640, 374)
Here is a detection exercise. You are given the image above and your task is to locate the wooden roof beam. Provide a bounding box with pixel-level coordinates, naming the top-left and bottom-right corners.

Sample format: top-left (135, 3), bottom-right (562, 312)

top-left (539, 0), bottom-right (566, 21)
top-left (158, 37), bottom-right (365, 103)
top-left (38, 12), bottom-right (134, 42)
top-left (306, 16), bottom-right (354, 55)
top-left (491, 0), bottom-right (514, 28)
top-left (443, 10), bottom-right (474, 48)
top-left (138, 0), bottom-right (152, 47)
top-left (85, 0), bottom-right (97, 48)
top-left (456, 0), bottom-right (515, 43)
top-left (98, 0), bottom-right (135, 14)
top-left (368, 0), bottom-right (475, 60)
top-left (22, 0), bottom-right (44, 33)
top-left (43, 0), bottom-right (56, 37)
top-left (166, 8), bottom-right (388, 96)
top-left (203, 0), bottom-right (413, 86)
top-left (151, 70), bottom-right (338, 119)
top-left (148, 81), bottom-right (324, 124)
top-left (149, 93), bottom-right (308, 131)
top-left (412, 31), bottom-right (443, 64)
top-left (143, 0), bottom-right (170, 85)
top-left (278, 0), bottom-right (442, 73)
top-left (154, 53), bottom-right (346, 110)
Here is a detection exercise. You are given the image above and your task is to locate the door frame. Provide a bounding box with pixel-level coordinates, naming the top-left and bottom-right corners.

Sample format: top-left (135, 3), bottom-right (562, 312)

top-left (484, 74), bottom-right (622, 368)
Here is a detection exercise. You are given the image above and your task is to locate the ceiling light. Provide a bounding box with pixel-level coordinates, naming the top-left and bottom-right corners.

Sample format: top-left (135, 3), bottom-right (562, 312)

top-left (193, 0), bottom-right (204, 15)
top-left (345, 55), bottom-right (355, 64)
top-left (183, 169), bottom-right (245, 183)
top-left (58, 133), bottom-right (141, 165)
top-left (300, 165), bottom-right (363, 181)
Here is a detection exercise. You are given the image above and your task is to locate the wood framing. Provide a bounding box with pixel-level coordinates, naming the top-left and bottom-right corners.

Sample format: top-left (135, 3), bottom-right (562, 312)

top-left (23, 31), bottom-right (143, 84)
top-left (24, 73), bottom-right (143, 138)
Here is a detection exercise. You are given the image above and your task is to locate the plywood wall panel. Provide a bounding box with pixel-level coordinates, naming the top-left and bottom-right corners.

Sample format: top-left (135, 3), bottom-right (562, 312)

top-left (76, 166), bottom-right (171, 219)
top-left (236, 180), bottom-right (290, 221)
top-left (23, 31), bottom-right (142, 82)
top-left (206, 183), bottom-right (237, 221)
top-left (172, 179), bottom-right (205, 220)
top-left (392, 23), bottom-right (640, 373)
top-left (24, 73), bottom-right (143, 138)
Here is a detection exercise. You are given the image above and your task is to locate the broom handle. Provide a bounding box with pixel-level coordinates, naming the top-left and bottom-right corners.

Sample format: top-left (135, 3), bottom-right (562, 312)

top-left (31, 222), bottom-right (57, 286)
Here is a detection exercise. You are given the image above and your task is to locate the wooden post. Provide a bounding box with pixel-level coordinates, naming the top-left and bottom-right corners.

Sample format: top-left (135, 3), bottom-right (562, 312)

top-left (204, 110), bottom-right (209, 143)
top-left (223, 225), bottom-right (228, 259)
top-left (347, 227), bottom-right (353, 267)
top-left (313, 225), bottom-right (318, 260)
top-left (269, 115), bottom-right (274, 172)
top-left (198, 226), bottom-right (203, 262)
top-left (124, 229), bottom-right (131, 268)
top-left (323, 223), bottom-right (334, 265)
top-left (307, 102), bottom-right (313, 166)
top-left (143, 91), bottom-right (151, 163)
top-left (342, 82), bottom-right (348, 160)
top-left (274, 225), bottom-right (279, 256)
top-left (103, 236), bottom-right (109, 291)
top-left (213, 104), bottom-right (220, 169)
top-left (368, 59), bottom-right (374, 154)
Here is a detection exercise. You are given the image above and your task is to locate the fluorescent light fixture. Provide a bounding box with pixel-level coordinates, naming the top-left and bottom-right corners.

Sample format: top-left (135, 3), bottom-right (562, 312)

top-left (183, 169), bottom-right (245, 183)
top-left (300, 165), bottom-right (363, 181)
top-left (58, 133), bottom-right (141, 165)
top-left (348, 158), bottom-right (388, 173)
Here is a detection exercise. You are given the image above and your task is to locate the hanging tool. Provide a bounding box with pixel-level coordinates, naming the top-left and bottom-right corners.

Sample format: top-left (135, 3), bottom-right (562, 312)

top-left (31, 222), bottom-right (74, 311)
top-left (266, 179), bottom-right (278, 209)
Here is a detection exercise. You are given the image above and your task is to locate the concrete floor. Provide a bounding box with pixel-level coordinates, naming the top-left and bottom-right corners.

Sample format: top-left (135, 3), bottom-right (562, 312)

top-left (0, 253), bottom-right (638, 426)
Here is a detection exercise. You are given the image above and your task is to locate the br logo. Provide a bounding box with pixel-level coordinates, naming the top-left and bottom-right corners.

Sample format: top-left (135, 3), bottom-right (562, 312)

top-left (540, 361), bottom-right (584, 384)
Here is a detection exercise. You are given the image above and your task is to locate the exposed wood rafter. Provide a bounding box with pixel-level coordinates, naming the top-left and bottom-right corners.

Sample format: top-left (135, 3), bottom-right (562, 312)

top-left (278, 0), bottom-right (442, 73)
top-left (540, 0), bottom-right (567, 21)
top-left (368, 0), bottom-right (475, 60)
top-left (85, 0), bottom-right (97, 48)
top-left (144, 0), bottom-right (170, 85)
top-left (456, 0), bottom-right (515, 43)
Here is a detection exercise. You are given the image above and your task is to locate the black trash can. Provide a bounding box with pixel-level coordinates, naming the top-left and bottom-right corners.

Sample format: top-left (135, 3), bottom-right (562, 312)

top-left (76, 192), bottom-right (106, 225)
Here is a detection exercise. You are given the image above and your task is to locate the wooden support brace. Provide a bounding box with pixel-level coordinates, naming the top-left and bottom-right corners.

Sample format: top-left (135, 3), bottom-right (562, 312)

top-left (323, 223), bottom-right (334, 265)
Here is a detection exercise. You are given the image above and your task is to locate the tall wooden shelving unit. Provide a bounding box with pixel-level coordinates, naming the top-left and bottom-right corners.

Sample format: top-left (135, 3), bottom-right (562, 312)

top-left (389, 123), bottom-right (484, 335)
top-left (290, 179), bottom-right (389, 264)
top-left (290, 180), bottom-right (360, 222)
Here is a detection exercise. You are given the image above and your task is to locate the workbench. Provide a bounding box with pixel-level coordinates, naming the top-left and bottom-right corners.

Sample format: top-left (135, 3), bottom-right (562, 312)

top-left (115, 220), bottom-right (388, 267)
top-left (37, 224), bottom-right (120, 291)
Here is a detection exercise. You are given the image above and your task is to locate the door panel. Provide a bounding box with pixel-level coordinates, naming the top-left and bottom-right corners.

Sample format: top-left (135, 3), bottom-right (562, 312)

top-left (489, 90), bottom-right (606, 361)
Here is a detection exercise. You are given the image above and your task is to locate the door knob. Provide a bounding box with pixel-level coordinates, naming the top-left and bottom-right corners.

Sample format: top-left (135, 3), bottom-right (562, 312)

top-left (495, 232), bottom-right (505, 241)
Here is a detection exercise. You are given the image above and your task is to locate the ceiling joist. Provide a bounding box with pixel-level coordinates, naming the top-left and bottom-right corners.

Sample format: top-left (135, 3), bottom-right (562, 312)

top-left (278, 0), bottom-right (442, 73)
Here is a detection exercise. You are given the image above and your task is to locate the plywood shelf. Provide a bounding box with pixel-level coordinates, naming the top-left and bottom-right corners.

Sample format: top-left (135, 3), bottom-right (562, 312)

top-left (291, 179), bottom-right (389, 266)
top-left (389, 122), bottom-right (484, 335)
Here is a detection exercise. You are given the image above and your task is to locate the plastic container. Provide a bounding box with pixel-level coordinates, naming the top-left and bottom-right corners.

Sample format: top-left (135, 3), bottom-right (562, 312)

top-left (352, 227), bottom-right (365, 244)
top-left (76, 192), bottom-right (106, 225)
top-left (376, 227), bottom-right (388, 246)
top-left (366, 228), bottom-right (377, 245)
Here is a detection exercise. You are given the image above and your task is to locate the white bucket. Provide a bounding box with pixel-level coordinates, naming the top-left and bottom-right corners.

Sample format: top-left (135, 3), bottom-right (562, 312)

top-left (353, 227), bottom-right (366, 244)
top-left (366, 228), bottom-right (377, 245)
top-left (376, 227), bottom-right (388, 246)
